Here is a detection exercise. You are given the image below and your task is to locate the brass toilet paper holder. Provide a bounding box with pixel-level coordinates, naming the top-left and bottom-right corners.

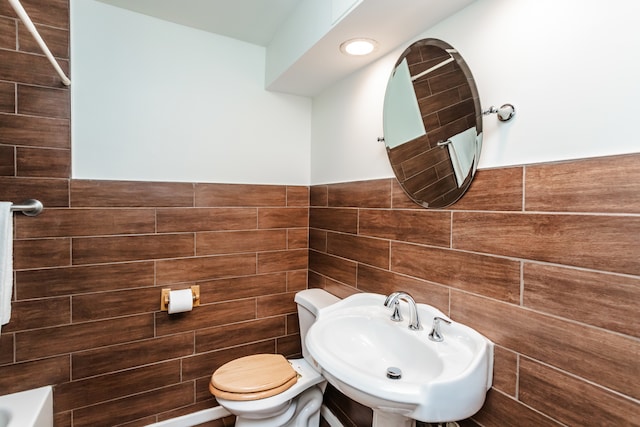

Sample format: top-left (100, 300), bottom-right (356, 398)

top-left (160, 285), bottom-right (201, 311)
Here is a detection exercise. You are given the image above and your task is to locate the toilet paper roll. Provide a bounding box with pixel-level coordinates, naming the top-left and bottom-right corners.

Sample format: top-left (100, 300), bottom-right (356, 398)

top-left (168, 289), bottom-right (193, 314)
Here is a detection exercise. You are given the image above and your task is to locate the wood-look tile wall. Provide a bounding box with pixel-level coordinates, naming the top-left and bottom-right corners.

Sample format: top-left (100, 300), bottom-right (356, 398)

top-left (0, 2), bottom-right (306, 426)
top-left (310, 153), bottom-right (640, 427)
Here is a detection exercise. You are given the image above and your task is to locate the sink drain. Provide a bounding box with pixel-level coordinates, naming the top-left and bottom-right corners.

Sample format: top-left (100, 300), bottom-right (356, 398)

top-left (386, 367), bottom-right (402, 379)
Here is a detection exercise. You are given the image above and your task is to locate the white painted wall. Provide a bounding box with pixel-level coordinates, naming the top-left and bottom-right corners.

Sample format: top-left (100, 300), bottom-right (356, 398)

top-left (71, 0), bottom-right (311, 185)
top-left (72, 0), bottom-right (640, 186)
top-left (311, 55), bottom-right (394, 184)
top-left (265, 0), bottom-right (331, 90)
top-left (310, 0), bottom-right (640, 184)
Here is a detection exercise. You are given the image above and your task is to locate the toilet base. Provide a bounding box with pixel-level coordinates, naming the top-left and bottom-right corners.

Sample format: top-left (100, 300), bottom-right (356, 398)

top-left (234, 386), bottom-right (323, 427)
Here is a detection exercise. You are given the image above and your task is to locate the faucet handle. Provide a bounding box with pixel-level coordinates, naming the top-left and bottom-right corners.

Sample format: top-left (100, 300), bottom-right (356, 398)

top-left (428, 316), bottom-right (452, 342)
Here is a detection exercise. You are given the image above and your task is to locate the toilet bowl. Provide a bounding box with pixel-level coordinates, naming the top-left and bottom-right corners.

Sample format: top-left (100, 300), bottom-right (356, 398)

top-left (209, 289), bottom-right (339, 427)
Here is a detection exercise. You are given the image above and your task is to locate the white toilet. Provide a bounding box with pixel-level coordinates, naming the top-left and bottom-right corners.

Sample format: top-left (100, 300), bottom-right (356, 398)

top-left (209, 289), bottom-right (339, 427)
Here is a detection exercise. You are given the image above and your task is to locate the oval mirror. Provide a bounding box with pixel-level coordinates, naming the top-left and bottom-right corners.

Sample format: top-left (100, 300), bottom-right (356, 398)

top-left (383, 38), bottom-right (482, 208)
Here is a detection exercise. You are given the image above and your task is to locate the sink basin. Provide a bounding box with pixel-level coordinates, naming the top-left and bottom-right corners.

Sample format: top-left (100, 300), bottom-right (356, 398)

top-left (306, 293), bottom-right (493, 425)
top-left (0, 386), bottom-right (53, 427)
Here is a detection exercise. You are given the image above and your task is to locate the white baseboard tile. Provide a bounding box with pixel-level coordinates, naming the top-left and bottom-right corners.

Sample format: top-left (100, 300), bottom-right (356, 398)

top-left (145, 404), bottom-right (344, 427)
top-left (321, 405), bottom-right (344, 427)
top-left (145, 406), bottom-right (231, 427)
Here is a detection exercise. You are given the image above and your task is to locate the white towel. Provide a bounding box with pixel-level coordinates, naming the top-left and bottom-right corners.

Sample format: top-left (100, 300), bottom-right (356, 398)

top-left (447, 127), bottom-right (478, 187)
top-left (0, 202), bottom-right (13, 331)
top-left (474, 132), bottom-right (483, 175)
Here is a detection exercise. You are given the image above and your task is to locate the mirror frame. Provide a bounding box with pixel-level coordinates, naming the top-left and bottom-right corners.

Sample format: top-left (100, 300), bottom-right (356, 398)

top-left (383, 38), bottom-right (482, 208)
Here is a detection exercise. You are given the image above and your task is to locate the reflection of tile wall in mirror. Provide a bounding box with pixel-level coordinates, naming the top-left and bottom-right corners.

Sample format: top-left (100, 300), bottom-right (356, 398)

top-left (383, 39), bottom-right (481, 208)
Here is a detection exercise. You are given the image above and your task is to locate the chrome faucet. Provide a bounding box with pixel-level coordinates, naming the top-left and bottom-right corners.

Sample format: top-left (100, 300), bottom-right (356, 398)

top-left (383, 291), bottom-right (422, 330)
top-left (428, 316), bottom-right (452, 342)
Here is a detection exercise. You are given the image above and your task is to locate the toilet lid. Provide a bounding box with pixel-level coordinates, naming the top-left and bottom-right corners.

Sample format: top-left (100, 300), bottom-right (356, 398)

top-left (210, 354), bottom-right (298, 401)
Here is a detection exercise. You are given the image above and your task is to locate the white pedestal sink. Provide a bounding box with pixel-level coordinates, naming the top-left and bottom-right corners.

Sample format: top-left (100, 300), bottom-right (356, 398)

top-left (306, 293), bottom-right (493, 426)
top-left (0, 386), bottom-right (53, 427)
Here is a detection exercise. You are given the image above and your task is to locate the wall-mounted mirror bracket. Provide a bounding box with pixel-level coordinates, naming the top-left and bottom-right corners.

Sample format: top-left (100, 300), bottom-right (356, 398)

top-left (483, 103), bottom-right (516, 122)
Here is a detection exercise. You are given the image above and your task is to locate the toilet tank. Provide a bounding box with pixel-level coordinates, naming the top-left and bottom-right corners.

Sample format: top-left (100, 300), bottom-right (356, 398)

top-left (294, 289), bottom-right (340, 361)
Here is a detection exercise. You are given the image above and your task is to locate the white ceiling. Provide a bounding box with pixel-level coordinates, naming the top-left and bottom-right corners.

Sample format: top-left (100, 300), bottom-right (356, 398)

top-left (96, 0), bottom-right (475, 96)
top-left (96, 0), bottom-right (301, 46)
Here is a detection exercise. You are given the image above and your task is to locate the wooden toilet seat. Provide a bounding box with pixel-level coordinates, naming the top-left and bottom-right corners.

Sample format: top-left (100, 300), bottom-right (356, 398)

top-left (209, 354), bottom-right (298, 401)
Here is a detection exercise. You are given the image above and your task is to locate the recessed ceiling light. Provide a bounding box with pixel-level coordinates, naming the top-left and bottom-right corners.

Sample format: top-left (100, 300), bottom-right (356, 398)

top-left (340, 38), bottom-right (377, 56)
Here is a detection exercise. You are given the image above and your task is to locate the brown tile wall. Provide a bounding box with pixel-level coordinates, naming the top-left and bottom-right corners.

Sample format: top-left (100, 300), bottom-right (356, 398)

top-left (310, 154), bottom-right (640, 426)
top-left (0, 2), bottom-right (306, 426)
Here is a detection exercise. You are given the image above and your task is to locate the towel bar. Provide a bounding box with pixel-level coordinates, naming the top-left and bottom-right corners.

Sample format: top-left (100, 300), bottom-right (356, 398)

top-left (10, 199), bottom-right (44, 216)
